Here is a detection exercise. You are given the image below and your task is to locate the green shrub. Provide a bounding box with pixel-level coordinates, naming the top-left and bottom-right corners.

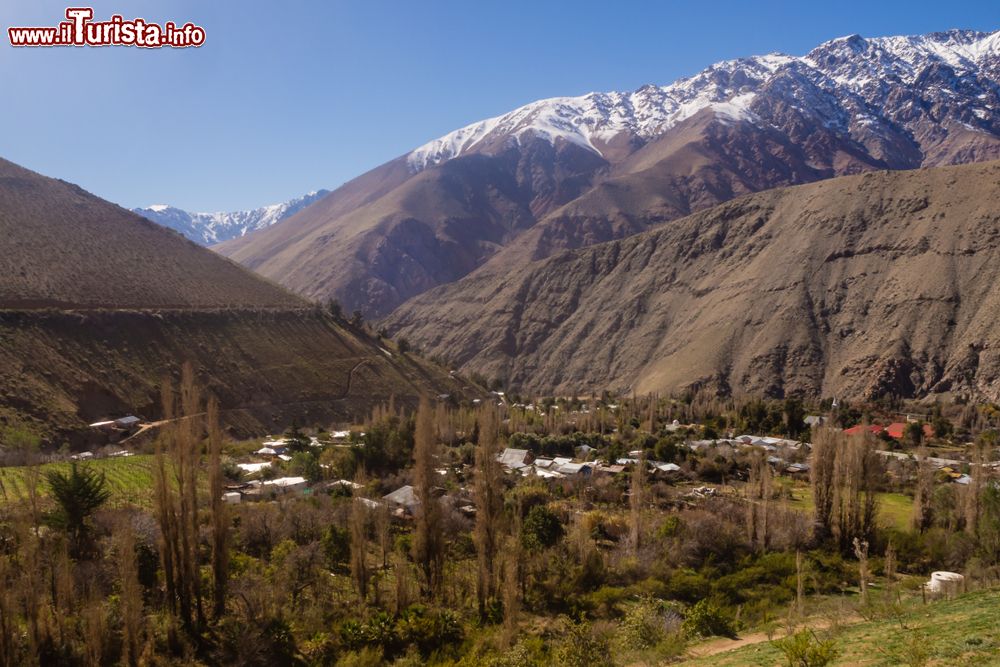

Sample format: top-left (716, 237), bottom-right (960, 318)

top-left (523, 505), bottom-right (564, 551)
top-left (335, 647), bottom-right (384, 667)
top-left (772, 630), bottom-right (839, 667)
top-left (552, 619), bottom-right (613, 667)
top-left (664, 569), bottom-right (711, 603)
top-left (396, 606), bottom-right (463, 656)
top-left (615, 596), bottom-right (670, 651)
top-left (486, 640), bottom-right (539, 667)
top-left (682, 599), bottom-right (737, 639)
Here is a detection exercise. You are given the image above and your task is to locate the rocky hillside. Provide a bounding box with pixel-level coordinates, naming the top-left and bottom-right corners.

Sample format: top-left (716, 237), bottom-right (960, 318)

top-left (0, 158), bottom-right (303, 310)
top-left (0, 157), bottom-right (474, 444)
top-left (217, 29), bottom-right (1000, 317)
top-left (0, 308), bottom-right (471, 445)
top-left (386, 161), bottom-right (1000, 401)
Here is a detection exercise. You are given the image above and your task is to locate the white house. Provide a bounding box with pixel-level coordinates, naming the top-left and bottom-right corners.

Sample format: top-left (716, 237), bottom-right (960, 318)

top-left (262, 476), bottom-right (308, 495)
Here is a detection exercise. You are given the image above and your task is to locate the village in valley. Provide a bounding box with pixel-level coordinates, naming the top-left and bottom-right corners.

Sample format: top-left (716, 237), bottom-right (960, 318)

top-left (3, 370), bottom-right (1000, 665)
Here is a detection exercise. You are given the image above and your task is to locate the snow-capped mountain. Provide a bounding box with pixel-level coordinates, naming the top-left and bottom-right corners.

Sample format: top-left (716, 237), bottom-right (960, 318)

top-left (134, 190), bottom-right (330, 245)
top-left (408, 29), bottom-right (1000, 171)
top-left (220, 29), bottom-right (1000, 320)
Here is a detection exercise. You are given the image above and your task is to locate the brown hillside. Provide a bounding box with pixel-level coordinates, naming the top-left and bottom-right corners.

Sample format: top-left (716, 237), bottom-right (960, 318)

top-left (0, 157), bottom-right (477, 443)
top-left (0, 158), bottom-right (302, 309)
top-left (0, 308), bottom-right (471, 445)
top-left (386, 161), bottom-right (1000, 400)
top-left (216, 141), bottom-right (607, 317)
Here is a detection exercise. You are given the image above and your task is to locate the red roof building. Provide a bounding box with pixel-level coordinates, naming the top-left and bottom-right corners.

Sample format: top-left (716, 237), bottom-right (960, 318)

top-left (886, 422), bottom-right (935, 439)
top-left (843, 424), bottom-right (884, 436)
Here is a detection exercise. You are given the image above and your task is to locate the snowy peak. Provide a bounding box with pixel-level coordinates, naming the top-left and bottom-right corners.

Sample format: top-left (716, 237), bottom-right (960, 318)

top-left (407, 29), bottom-right (1000, 172)
top-left (134, 190), bottom-right (330, 245)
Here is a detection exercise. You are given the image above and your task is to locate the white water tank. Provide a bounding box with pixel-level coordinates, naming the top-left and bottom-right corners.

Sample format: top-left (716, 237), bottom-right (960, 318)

top-left (927, 571), bottom-right (964, 596)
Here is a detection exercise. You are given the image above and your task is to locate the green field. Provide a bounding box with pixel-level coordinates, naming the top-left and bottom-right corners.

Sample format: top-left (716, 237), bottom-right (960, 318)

top-left (684, 587), bottom-right (1000, 665)
top-left (782, 482), bottom-right (914, 532)
top-left (0, 455), bottom-right (155, 508)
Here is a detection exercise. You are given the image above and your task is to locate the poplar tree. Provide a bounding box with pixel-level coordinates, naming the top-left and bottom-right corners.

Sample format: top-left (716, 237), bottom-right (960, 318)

top-left (411, 397), bottom-right (444, 597)
top-left (474, 406), bottom-right (504, 618)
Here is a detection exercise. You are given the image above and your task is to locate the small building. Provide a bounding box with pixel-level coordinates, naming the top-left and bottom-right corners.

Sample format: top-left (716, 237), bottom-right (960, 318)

top-left (498, 448), bottom-right (534, 470)
top-left (115, 415), bottom-right (140, 429)
top-left (355, 496), bottom-right (382, 510)
top-left (258, 476), bottom-right (308, 498)
top-left (237, 462), bottom-right (272, 474)
top-left (886, 422), bottom-right (935, 440)
top-left (383, 485), bottom-right (420, 513)
top-left (223, 492), bottom-right (242, 505)
top-left (804, 415), bottom-right (826, 427)
top-left (555, 462), bottom-right (592, 477)
top-left (255, 444), bottom-right (289, 457)
top-left (785, 462), bottom-right (811, 476)
top-left (843, 424), bottom-right (884, 437)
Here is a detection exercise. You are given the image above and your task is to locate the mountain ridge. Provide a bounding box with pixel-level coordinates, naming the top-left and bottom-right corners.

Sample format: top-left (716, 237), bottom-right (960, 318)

top-left (134, 190), bottom-right (330, 245)
top-left (216, 28), bottom-right (1000, 318)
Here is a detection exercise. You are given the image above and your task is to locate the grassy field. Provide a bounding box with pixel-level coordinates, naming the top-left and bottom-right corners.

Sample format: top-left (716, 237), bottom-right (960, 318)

top-left (684, 587), bottom-right (1000, 665)
top-left (781, 481), bottom-right (914, 532)
top-left (0, 455), bottom-right (155, 508)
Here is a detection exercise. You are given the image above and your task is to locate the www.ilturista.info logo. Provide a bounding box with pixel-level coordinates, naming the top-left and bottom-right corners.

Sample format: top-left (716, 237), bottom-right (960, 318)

top-left (8, 7), bottom-right (205, 48)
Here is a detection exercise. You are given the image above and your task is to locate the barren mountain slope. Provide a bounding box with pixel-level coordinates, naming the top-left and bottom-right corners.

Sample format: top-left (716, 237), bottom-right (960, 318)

top-left (0, 157), bottom-right (475, 444)
top-left (386, 161), bottom-right (1000, 400)
top-left (0, 309), bottom-right (471, 445)
top-left (217, 141), bottom-right (606, 316)
top-left (0, 158), bottom-right (302, 310)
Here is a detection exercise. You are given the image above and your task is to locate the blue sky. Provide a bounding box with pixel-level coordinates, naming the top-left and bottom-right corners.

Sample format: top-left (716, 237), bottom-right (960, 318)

top-left (1, 0), bottom-right (998, 211)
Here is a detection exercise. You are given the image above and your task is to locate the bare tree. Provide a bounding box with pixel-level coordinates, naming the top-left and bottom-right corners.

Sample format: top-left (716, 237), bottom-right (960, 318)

top-left (810, 428), bottom-right (837, 541)
top-left (629, 452), bottom-right (646, 556)
top-left (153, 363), bottom-right (206, 633)
top-left (965, 438), bottom-right (989, 535)
top-left (912, 448), bottom-right (934, 532)
top-left (812, 428), bottom-right (880, 552)
top-left (795, 550), bottom-right (805, 619)
top-left (411, 396), bottom-right (444, 597)
top-left (746, 450), bottom-right (772, 552)
top-left (116, 522), bottom-right (144, 666)
top-left (853, 538), bottom-right (870, 607)
top-left (350, 470), bottom-right (370, 602)
top-left (208, 396), bottom-right (229, 619)
top-left (374, 498), bottom-right (391, 571)
top-left (474, 406), bottom-right (504, 619)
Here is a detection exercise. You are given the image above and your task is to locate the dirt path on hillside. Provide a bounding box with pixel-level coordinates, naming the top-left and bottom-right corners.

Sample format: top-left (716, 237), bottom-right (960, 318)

top-left (685, 614), bottom-right (862, 660)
